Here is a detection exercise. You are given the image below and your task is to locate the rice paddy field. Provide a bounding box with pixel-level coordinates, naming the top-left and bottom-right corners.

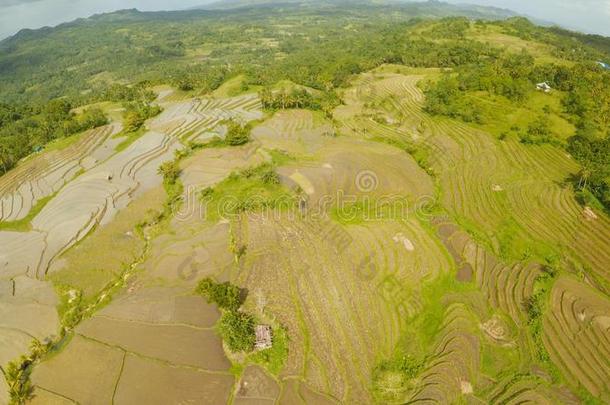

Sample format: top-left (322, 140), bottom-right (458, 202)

top-left (1, 14), bottom-right (610, 405)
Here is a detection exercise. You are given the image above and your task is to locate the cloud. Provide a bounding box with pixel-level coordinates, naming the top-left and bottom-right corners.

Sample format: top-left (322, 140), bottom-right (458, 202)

top-left (0, 0), bottom-right (45, 5)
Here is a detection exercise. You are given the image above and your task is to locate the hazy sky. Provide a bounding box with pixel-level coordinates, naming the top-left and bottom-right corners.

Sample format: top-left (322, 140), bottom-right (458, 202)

top-left (0, 0), bottom-right (609, 40)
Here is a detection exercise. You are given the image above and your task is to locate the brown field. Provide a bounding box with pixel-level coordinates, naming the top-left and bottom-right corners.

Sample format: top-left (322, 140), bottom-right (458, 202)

top-left (113, 354), bottom-right (234, 405)
top-left (32, 335), bottom-right (125, 404)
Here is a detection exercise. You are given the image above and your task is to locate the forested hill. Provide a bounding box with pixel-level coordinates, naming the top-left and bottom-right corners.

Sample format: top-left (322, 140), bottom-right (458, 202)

top-left (0, 1), bottom-right (519, 104)
top-left (199, 0), bottom-right (518, 19)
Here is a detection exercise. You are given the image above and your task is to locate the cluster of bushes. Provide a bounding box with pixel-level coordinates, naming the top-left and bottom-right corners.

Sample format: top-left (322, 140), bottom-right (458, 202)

top-left (568, 134), bottom-right (610, 209)
top-left (196, 278), bottom-right (241, 311)
top-left (0, 339), bottom-right (54, 404)
top-left (122, 101), bottom-right (162, 134)
top-left (259, 87), bottom-right (340, 117)
top-left (423, 76), bottom-right (483, 124)
top-left (424, 51), bottom-right (537, 121)
top-left (197, 120), bottom-right (251, 149)
top-left (424, 17), bottom-right (470, 40)
top-left (520, 115), bottom-right (555, 145)
top-left (199, 162), bottom-right (291, 221)
top-left (523, 265), bottom-right (557, 364)
top-left (170, 65), bottom-right (229, 93)
top-left (259, 87), bottom-right (320, 110)
top-left (224, 120), bottom-right (251, 146)
top-left (157, 157), bottom-right (183, 219)
top-left (196, 278), bottom-right (255, 352)
top-left (94, 83), bottom-right (157, 104)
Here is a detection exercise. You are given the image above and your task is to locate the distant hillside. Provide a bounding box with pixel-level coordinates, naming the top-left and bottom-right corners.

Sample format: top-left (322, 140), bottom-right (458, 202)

top-left (0, 0), bottom-right (607, 107)
top-left (0, 1), bottom-right (523, 104)
top-left (200, 0), bottom-right (519, 20)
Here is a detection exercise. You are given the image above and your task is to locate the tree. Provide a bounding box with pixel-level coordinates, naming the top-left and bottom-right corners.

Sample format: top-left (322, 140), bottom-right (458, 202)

top-left (218, 310), bottom-right (255, 352)
top-left (225, 121), bottom-right (250, 146)
top-left (196, 278), bottom-right (242, 311)
top-left (1, 357), bottom-right (33, 405)
top-left (521, 115), bottom-right (552, 144)
top-left (158, 160), bottom-right (181, 185)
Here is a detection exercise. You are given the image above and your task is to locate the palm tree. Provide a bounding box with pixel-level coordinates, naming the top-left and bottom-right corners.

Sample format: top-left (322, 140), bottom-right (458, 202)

top-left (578, 165), bottom-right (592, 190)
top-left (2, 358), bottom-right (33, 405)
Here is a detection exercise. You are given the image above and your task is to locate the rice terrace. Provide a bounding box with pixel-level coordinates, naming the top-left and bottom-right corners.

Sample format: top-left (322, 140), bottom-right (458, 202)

top-left (0, 0), bottom-right (609, 404)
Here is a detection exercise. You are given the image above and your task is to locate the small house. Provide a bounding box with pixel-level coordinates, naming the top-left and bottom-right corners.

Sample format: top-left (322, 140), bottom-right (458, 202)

top-left (536, 82), bottom-right (552, 93)
top-left (254, 325), bottom-right (273, 351)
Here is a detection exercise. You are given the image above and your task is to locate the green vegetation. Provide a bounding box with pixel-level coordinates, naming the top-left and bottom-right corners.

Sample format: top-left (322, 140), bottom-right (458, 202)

top-left (195, 278), bottom-right (258, 353)
top-left (218, 310), bottom-right (256, 352)
top-left (196, 277), bottom-right (242, 311)
top-left (0, 337), bottom-right (57, 405)
top-left (372, 273), bottom-right (477, 402)
top-left (0, 102), bottom-right (108, 175)
top-left (122, 101), bottom-right (162, 134)
top-left (189, 119), bottom-right (252, 149)
top-left (568, 135), bottom-right (610, 210)
top-left (372, 352), bottom-right (425, 402)
top-left (224, 120), bottom-right (251, 146)
top-left (495, 217), bottom-right (557, 261)
top-left (248, 325), bottom-right (289, 376)
top-left (157, 157), bottom-right (184, 219)
top-left (523, 265), bottom-right (558, 369)
top-left (55, 285), bottom-right (88, 332)
top-left (1, 356), bottom-right (33, 405)
top-left (259, 86), bottom-right (340, 117)
top-left (114, 127), bottom-right (146, 152)
top-left (0, 193), bottom-right (54, 231)
top-left (200, 163), bottom-right (295, 221)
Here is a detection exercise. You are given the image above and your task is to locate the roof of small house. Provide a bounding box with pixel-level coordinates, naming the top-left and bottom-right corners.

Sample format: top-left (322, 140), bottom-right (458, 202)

top-left (254, 325), bottom-right (273, 350)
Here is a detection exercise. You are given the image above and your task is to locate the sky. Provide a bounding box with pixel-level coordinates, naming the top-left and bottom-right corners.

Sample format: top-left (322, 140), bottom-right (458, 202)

top-left (0, 0), bottom-right (609, 40)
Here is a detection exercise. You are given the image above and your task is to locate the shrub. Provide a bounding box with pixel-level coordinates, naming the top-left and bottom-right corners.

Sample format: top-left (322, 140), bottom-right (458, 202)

top-left (261, 166), bottom-right (281, 185)
top-left (218, 310), bottom-right (255, 352)
top-left (158, 160), bottom-right (181, 185)
top-left (225, 121), bottom-right (250, 146)
top-left (2, 357), bottom-right (33, 404)
top-left (122, 101), bottom-right (162, 133)
top-left (521, 115), bottom-right (554, 145)
top-left (196, 278), bottom-right (242, 311)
